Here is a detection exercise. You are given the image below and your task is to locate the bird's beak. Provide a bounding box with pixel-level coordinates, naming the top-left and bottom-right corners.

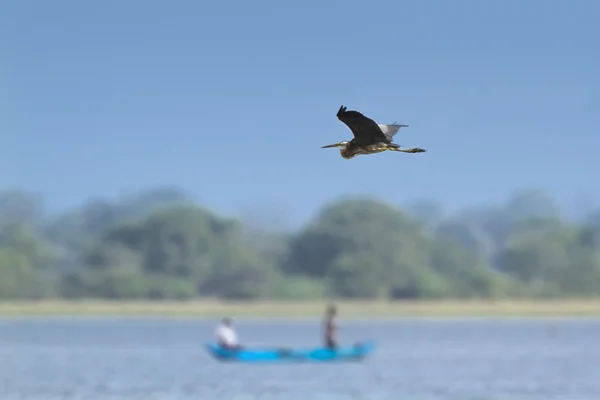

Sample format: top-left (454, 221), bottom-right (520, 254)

top-left (321, 142), bottom-right (345, 149)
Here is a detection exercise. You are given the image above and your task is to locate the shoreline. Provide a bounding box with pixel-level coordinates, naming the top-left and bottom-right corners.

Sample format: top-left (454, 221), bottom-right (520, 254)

top-left (1, 299), bottom-right (600, 318)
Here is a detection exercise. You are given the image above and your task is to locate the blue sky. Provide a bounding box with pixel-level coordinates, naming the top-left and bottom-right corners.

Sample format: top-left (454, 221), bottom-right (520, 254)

top-left (2, 0), bottom-right (599, 225)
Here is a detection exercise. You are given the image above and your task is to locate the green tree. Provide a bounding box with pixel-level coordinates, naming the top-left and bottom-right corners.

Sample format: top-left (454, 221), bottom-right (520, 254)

top-left (0, 223), bottom-right (56, 298)
top-left (1, 185), bottom-right (599, 301)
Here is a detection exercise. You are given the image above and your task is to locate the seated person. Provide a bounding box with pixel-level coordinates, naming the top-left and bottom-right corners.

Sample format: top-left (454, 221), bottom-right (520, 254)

top-left (214, 317), bottom-right (242, 351)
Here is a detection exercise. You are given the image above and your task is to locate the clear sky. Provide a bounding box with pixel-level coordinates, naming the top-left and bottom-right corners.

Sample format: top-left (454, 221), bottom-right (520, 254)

top-left (2, 0), bottom-right (599, 225)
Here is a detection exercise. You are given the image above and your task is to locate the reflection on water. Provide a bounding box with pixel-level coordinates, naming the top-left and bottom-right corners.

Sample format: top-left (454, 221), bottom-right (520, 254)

top-left (0, 317), bottom-right (599, 399)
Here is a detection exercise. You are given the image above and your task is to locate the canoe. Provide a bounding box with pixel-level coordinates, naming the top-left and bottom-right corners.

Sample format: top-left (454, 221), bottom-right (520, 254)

top-left (205, 341), bottom-right (375, 363)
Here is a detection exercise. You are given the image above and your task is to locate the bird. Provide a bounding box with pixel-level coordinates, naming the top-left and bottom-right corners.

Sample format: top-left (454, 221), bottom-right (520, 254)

top-left (321, 105), bottom-right (426, 159)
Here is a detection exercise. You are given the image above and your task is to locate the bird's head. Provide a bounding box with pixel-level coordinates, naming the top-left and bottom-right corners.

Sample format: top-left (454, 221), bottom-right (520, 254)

top-left (321, 141), bottom-right (354, 159)
top-left (339, 147), bottom-right (354, 159)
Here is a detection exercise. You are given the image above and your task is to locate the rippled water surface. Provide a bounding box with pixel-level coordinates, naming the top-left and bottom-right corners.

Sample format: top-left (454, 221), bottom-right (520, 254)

top-left (1, 317), bottom-right (599, 399)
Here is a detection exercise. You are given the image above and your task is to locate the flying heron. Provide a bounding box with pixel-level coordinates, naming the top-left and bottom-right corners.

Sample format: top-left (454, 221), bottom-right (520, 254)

top-left (321, 105), bottom-right (426, 159)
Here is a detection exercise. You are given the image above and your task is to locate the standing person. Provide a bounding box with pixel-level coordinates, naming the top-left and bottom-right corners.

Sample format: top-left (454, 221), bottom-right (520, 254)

top-left (322, 304), bottom-right (339, 350)
top-left (215, 317), bottom-right (241, 351)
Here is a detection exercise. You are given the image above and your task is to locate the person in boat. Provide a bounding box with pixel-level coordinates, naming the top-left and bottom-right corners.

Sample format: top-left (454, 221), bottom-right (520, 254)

top-left (215, 317), bottom-right (242, 351)
top-left (322, 304), bottom-right (339, 350)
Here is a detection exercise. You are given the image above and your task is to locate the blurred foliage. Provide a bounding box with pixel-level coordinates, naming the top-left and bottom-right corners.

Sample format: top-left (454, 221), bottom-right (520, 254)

top-left (1, 187), bottom-right (600, 300)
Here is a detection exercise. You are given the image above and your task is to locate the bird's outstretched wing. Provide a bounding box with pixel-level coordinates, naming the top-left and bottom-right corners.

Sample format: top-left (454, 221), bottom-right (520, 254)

top-left (336, 105), bottom-right (388, 145)
top-left (378, 123), bottom-right (409, 142)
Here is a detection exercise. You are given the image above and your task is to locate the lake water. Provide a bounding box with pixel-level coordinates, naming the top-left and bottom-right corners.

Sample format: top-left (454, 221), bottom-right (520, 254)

top-left (0, 317), bottom-right (599, 399)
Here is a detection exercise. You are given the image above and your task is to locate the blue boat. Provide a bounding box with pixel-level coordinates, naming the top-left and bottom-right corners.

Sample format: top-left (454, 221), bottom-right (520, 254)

top-left (206, 341), bottom-right (375, 363)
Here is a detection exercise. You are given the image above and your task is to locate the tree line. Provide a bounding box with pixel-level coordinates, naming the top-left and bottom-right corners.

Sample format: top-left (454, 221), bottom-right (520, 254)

top-left (1, 187), bottom-right (600, 300)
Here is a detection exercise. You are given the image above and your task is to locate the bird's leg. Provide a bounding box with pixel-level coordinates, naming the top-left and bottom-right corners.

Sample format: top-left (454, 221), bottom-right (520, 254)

top-left (392, 146), bottom-right (426, 153)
